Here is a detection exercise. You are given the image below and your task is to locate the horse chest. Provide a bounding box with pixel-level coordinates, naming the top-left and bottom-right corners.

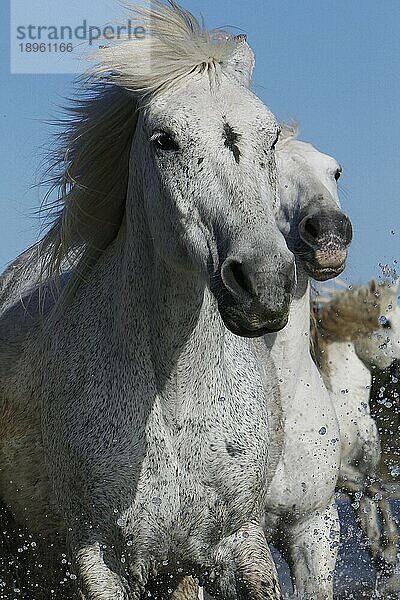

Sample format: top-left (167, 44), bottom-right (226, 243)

top-left (120, 359), bottom-right (271, 561)
top-left (39, 308), bottom-right (273, 565)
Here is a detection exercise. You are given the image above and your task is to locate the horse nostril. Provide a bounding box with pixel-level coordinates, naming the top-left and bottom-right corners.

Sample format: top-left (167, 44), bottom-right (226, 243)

top-left (299, 216), bottom-right (320, 245)
top-left (299, 211), bottom-right (353, 249)
top-left (304, 220), bottom-right (318, 239)
top-left (343, 216), bottom-right (353, 245)
top-left (229, 261), bottom-right (254, 297)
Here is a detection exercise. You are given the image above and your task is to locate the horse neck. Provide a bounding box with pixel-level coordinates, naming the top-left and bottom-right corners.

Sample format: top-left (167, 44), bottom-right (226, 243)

top-left (327, 340), bottom-right (371, 398)
top-left (264, 266), bottom-right (311, 374)
top-left (112, 187), bottom-right (219, 381)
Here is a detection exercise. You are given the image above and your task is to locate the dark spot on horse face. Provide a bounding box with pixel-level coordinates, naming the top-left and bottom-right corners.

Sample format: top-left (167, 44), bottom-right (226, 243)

top-left (223, 122), bottom-right (241, 164)
top-left (225, 440), bottom-right (244, 457)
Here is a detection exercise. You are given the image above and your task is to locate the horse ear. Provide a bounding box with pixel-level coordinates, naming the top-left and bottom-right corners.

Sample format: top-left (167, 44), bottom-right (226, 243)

top-left (222, 34), bottom-right (255, 88)
top-left (369, 280), bottom-right (377, 294)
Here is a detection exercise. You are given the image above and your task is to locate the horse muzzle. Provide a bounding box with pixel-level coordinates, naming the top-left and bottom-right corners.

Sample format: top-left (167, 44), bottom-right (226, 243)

top-left (298, 210), bottom-right (353, 281)
top-left (211, 255), bottom-right (295, 337)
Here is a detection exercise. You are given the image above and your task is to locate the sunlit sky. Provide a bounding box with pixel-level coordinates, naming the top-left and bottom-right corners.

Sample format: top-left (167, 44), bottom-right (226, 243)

top-left (1, 0), bottom-right (399, 284)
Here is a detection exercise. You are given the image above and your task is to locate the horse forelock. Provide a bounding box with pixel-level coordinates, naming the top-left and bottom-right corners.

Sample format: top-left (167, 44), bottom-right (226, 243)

top-left (92, 0), bottom-right (243, 95)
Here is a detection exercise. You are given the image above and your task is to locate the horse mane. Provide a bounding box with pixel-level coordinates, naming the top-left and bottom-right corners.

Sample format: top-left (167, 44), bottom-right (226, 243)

top-left (40, 84), bottom-right (137, 284)
top-left (276, 122), bottom-right (300, 151)
top-left (311, 280), bottom-right (396, 376)
top-left (39, 0), bottom-right (243, 302)
top-left (94, 0), bottom-right (239, 95)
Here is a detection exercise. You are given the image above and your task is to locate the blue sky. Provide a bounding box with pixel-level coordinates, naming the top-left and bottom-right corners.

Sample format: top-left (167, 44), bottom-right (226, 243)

top-left (1, 0), bottom-right (399, 284)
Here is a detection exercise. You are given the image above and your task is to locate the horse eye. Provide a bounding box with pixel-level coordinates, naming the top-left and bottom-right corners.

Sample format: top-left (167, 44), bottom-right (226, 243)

top-left (379, 315), bottom-right (392, 329)
top-left (334, 167), bottom-right (342, 181)
top-left (151, 131), bottom-right (179, 152)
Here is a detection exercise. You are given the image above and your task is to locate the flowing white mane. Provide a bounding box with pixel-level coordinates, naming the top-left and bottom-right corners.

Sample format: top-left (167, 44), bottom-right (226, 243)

top-left (39, 1), bottom-right (248, 298)
top-left (94, 0), bottom-right (239, 95)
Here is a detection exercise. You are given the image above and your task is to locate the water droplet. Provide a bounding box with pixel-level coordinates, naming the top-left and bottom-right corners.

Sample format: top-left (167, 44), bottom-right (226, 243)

top-left (319, 427), bottom-right (327, 435)
top-left (390, 465), bottom-right (400, 477)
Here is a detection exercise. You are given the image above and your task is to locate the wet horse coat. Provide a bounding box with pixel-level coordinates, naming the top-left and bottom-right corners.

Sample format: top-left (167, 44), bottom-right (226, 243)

top-left (263, 129), bottom-right (352, 600)
top-left (0, 2), bottom-right (296, 599)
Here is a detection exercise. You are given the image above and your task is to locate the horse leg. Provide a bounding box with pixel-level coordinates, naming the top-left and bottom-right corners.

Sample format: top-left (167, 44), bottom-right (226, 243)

top-left (339, 464), bottom-right (385, 562)
top-left (342, 464), bottom-right (399, 572)
top-left (373, 495), bottom-right (400, 597)
top-left (205, 522), bottom-right (282, 600)
top-left (354, 494), bottom-right (400, 598)
top-left (170, 576), bottom-right (200, 600)
top-left (73, 541), bottom-right (135, 600)
top-left (354, 494), bottom-right (382, 561)
top-left (145, 574), bottom-right (199, 600)
top-left (341, 467), bottom-right (400, 596)
top-left (378, 496), bottom-right (399, 567)
top-left (284, 502), bottom-right (339, 600)
top-left (337, 462), bottom-right (365, 495)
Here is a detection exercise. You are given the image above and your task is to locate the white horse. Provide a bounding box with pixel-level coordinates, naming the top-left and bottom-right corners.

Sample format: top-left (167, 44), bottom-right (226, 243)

top-left (260, 127), bottom-right (352, 599)
top-left (0, 2), bottom-right (296, 599)
top-left (312, 280), bottom-right (400, 597)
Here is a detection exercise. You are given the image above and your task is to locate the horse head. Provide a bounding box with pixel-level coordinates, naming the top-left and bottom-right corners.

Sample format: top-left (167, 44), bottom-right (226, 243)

top-left (276, 126), bottom-right (352, 281)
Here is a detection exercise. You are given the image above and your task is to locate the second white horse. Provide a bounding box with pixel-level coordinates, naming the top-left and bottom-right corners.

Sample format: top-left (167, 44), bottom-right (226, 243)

top-left (262, 126), bottom-right (352, 599)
